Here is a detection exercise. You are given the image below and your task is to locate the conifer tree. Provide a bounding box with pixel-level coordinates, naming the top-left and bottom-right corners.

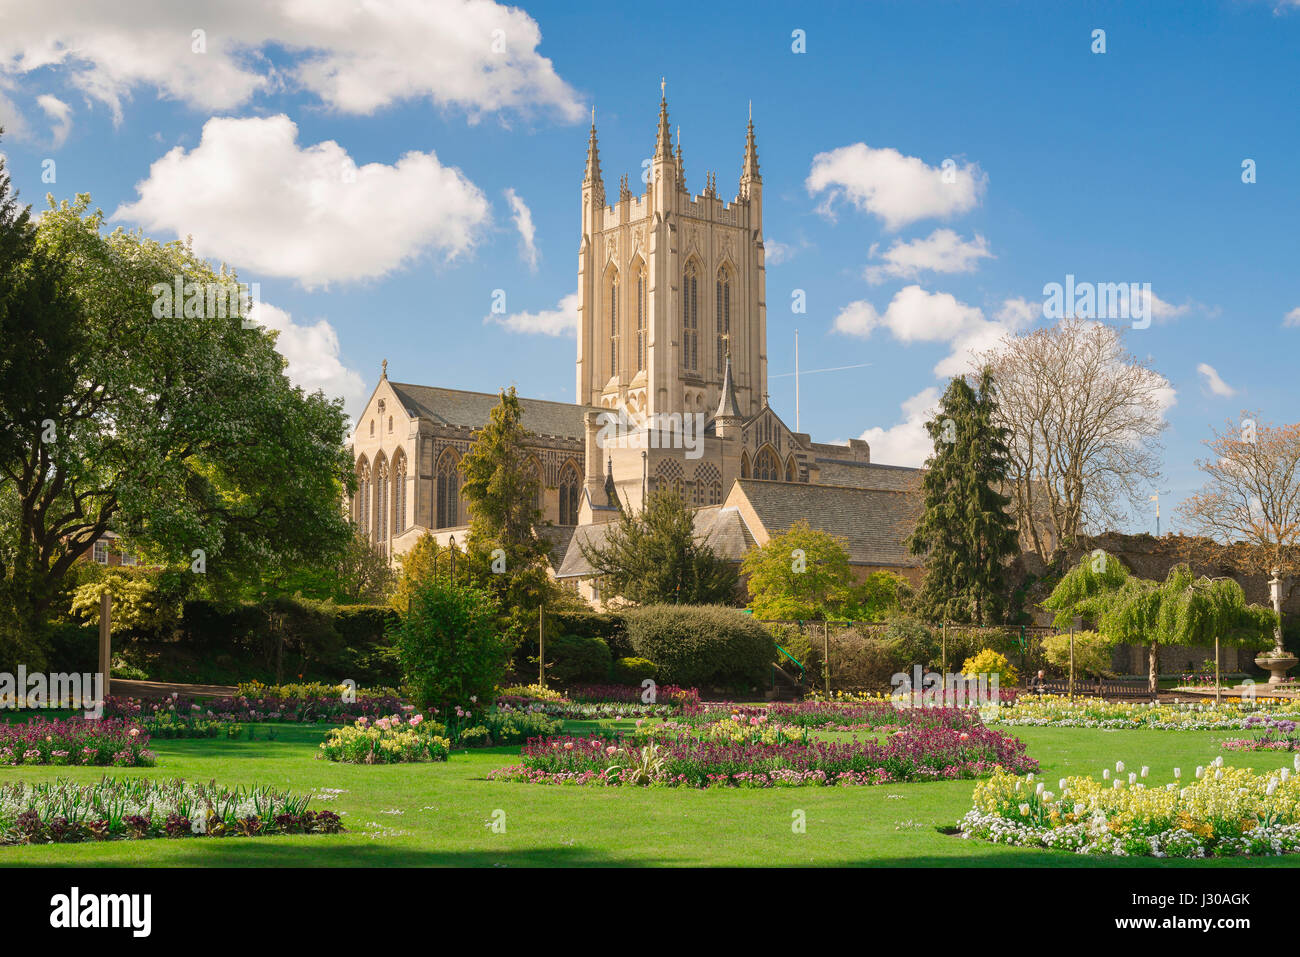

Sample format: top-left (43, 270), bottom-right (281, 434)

top-left (907, 369), bottom-right (1019, 625)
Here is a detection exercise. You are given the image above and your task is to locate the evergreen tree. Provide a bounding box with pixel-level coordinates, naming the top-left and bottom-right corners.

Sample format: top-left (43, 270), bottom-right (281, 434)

top-left (579, 487), bottom-right (738, 606)
top-left (907, 369), bottom-right (1019, 625)
top-left (457, 388), bottom-right (572, 632)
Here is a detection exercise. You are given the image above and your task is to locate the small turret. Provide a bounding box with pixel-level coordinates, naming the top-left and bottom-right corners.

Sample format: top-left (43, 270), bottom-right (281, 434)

top-left (714, 350), bottom-right (743, 438)
top-left (583, 107), bottom-right (604, 205)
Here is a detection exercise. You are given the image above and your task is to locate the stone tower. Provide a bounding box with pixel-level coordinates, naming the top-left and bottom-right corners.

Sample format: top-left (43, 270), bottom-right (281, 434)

top-left (576, 87), bottom-right (767, 424)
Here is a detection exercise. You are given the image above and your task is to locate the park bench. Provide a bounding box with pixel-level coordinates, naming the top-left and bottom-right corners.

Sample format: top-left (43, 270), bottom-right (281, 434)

top-left (1029, 678), bottom-right (1155, 700)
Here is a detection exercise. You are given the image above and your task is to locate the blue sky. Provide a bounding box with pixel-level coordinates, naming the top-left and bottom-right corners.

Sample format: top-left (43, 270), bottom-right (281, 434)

top-left (1, 0), bottom-right (1297, 533)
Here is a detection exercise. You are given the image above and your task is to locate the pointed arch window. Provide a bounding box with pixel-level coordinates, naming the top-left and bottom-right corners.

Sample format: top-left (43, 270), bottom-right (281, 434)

top-left (740, 450), bottom-right (751, 479)
top-left (636, 264), bottom-right (646, 372)
top-left (558, 461), bottom-right (581, 526)
top-left (608, 272), bottom-right (620, 378)
top-left (523, 458), bottom-right (542, 516)
top-left (682, 261), bottom-right (699, 372)
top-left (715, 266), bottom-right (731, 375)
top-left (785, 455), bottom-right (797, 483)
top-left (375, 458), bottom-right (390, 553)
top-left (392, 451), bottom-right (407, 534)
top-left (755, 446), bottom-right (780, 481)
top-left (436, 449), bottom-right (460, 529)
top-left (356, 461), bottom-right (371, 537)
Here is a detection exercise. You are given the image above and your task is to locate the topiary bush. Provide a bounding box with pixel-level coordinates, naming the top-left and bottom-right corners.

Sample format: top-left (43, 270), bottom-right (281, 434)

top-left (396, 578), bottom-right (511, 710)
top-left (611, 656), bottom-right (658, 684)
top-left (623, 605), bottom-right (776, 690)
top-left (547, 633), bottom-right (612, 684)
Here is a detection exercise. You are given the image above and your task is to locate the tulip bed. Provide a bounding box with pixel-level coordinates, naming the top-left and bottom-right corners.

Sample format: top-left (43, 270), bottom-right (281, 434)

top-left (960, 757), bottom-right (1300, 858)
top-left (318, 714), bottom-right (451, 764)
top-left (988, 694), bottom-right (1300, 730)
top-left (0, 776), bottom-right (341, 844)
top-left (1221, 716), bottom-right (1300, 752)
top-left (680, 700), bottom-right (982, 733)
top-left (104, 685), bottom-right (406, 725)
top-left (0, 717), bottom-right (154, 767)
top-left (488, 707), bottom-right (1035, 787)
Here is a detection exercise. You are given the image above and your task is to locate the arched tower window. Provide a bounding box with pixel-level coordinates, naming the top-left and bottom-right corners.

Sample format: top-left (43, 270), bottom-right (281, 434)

top-left (740, 450), bottom-right (751, 479)
top-left (715, 265), bottom-right (731, 375)
top-left (608, 271), bottom-right (620, 378)
top-left (682, 261), bottom-right (699, 372)
top-left (558, 461), bottom-right (581, 525)
top-left (635, 263), bottom-right (646, 372)
top-left (436, 448), bottom-right (460, 529)
top-left (755, 446), bottom-right (780, 481)
top-left (785, 454), bottom-right (798, 483)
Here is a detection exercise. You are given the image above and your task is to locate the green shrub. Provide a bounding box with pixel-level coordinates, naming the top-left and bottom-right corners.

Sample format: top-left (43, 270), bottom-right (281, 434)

top-left (879, 616), bottom-right (938, 669)
top-left (623, 605), bottom-right (775, 689)
top-left (961, 648), bottom-right (1019, 687)
top-left (547, 633), bottom-right (612, 684)
top-left (396, 578), bottom-right (511, 710)
top-left (1041, 630), bottom-right (1114, 678)
top-left (612, 656), bottom-right (658, 684)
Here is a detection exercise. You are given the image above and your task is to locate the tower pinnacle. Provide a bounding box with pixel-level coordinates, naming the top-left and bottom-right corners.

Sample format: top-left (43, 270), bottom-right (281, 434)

top-left (655, 80), bottom-right (672, 159)
top-left (740, 104), bottom-right (761, 194)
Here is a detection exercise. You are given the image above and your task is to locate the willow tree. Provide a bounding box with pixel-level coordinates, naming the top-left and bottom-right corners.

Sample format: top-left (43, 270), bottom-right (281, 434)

top-left (1045, 552), bottom-right (1276, 693)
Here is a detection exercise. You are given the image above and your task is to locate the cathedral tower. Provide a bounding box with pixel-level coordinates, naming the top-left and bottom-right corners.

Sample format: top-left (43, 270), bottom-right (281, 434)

top-left (576, 87), bottom-right (768, 424)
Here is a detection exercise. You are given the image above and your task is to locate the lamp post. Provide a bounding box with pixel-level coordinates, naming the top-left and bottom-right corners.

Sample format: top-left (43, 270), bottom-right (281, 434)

top-left (449, 535), bottom-right (456, 581)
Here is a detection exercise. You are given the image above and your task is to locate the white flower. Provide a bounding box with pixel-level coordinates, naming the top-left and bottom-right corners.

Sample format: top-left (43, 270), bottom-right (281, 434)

top-left (1103, 769), bottom-right (1111, 780)
top-left (1140, 766), bottom-right (1149, 778)
top-left (1116, 761), bottom-right (1125, 773)
top-left (1173, 767), bottom-right (1181, 779)
top-left (1019, 803), bottom-right (1030, 815)
top-left (1128, 773), bottom-right (1137, 785)
top-left (1196, 766), bottom-right (1205, 779)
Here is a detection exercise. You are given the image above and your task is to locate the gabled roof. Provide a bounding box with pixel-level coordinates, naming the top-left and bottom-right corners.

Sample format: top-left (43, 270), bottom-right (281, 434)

top-left (555, 506), bottom-right (756, 579)
top-left (732, 478), bottom-right (922, 568)
top-left (811, 458), bottom-right (920, 492)
top-left (387, 382), bottom-right (596, 440)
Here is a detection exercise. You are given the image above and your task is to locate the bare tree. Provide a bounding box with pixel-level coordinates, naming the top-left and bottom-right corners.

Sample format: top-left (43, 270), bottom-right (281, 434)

top-left (1179, 414), bottom-right (1300, 648)
top-left (979, 319), bottom-right (1169, 561)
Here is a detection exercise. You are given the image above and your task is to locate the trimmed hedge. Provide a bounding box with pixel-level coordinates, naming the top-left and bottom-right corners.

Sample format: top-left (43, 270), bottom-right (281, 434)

top-left (548, 633), bottom-right (612, 684)
top-left (623, 605), bottom-right (775, 690)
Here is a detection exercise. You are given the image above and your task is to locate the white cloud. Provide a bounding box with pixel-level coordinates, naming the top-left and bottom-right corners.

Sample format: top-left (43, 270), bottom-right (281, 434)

top-left (113, 114), bottom-right (491, 288)
top-left (833, 286), bottom-right (1037, 378)
top-left (765, 238), bottom-right (795, 265)
top-left (485, 291), bottom-right (578, 337)
top-left (0, 0), bottom-right (584, 123)
top-left (246, 301), bottom-right (367, 420)
top-left (36, 94), bottom-right (71, 148)
top-left (864, 229), bottom-right (992, 284)
top-left (806, 143), bottom-right (985, 230)
top-left (503, 187), bottom-right (538, 272)
top-left (1284, 306), bottom-right (1300, 327)
top-left (1196, 362), bottom-right (1237, 398)
top-left (854, 387), bottom-right (941, 468)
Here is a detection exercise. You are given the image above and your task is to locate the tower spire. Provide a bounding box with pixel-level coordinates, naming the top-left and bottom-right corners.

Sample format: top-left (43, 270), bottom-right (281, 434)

top-left (675, 125), bottom-right (686, 192)
top-left (715, 348), bottom-right (742, 420)
top-left (583, 106), bottom-right (603, 188)
top-left (740, 103), bottom-right (761, 195)
top-left (655, 78), bottom-right (671, 159)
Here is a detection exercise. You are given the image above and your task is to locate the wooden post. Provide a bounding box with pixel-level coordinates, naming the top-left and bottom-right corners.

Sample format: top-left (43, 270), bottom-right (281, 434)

top-left (538, 605), bottom-right (545, 688)
top-left (98, 589), bottom-right (112, 701)
top-left (823, 621), bottom-right (830, 697)
top-left (941, 621), bottom-right (947, 677)
top-left (1069, 624), bottom-right (1075, 699)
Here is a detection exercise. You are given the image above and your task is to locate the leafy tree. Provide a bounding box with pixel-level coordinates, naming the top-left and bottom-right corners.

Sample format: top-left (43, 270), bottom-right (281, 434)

top-left (907, 370), bottom-right (1020, 624)
top-left (1044, 551), bottom-right (1275, 692)
top-left (68, 568), bottom-right (176, 636)
top-left (581, 487), bottom-right (739, 606)
top-left (742, 519), bottom-right (853, 620)
top-left (1041, 630), bottom-right (1115, 679)
top-left (0, 194), bottom-right (356, 667)
top-left (842, 570), bottom-right (910, 622)
top-left (391, 532), bottom-right (451, 613)
top-left (396, 576), bottom-right (511, 710)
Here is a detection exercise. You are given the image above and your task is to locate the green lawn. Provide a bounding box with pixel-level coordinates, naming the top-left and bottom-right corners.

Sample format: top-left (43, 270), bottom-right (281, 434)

top-left (2, 721), bottom-right (1299, 867)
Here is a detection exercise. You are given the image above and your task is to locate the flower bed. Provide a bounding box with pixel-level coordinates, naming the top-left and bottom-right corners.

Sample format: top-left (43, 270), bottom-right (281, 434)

top-left (492, 697), bottom-right (679, 720)
top-left (987, 694), bottom-right (1300, 730)
top-left (564, 684), bottom-right (702, 710)
top-left (1221, 716), bottom-right (1300, 752)
top-left (142, 713), bottom-right (245, 739)
top-left (443, 707), bottom-right (561, 748)
top-left (104, 685), bottom-right (406, 725)
top-left (0, 777), bottom-right (340, 844)
top-left (0, 718), bottom-right (153, 767)
top-left (317, 714), bottom-right (450, 764)
top-left (959, 757), bottom-right (1300, 857)
top-left (681, 701), bottom-right (981, 733)
top-left (489, 719), bottom-right (1036, 788)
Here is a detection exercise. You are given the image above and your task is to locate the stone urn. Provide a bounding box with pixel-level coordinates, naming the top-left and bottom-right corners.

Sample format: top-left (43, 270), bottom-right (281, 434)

top-left (1255, 651), bottom-right (1299, 685)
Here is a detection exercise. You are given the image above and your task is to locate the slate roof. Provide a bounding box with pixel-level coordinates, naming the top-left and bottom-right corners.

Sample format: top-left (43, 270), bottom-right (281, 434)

top-left (812, 458), bottom-right (921, 492)
top-left (555, 506), bottom-right (756, 578)
top-left (537, 524), bottom-right (577, 571)
top-left (388, 382), bottom-right (595, 440)
top-left (733, 478), bottom-right (922, 568)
